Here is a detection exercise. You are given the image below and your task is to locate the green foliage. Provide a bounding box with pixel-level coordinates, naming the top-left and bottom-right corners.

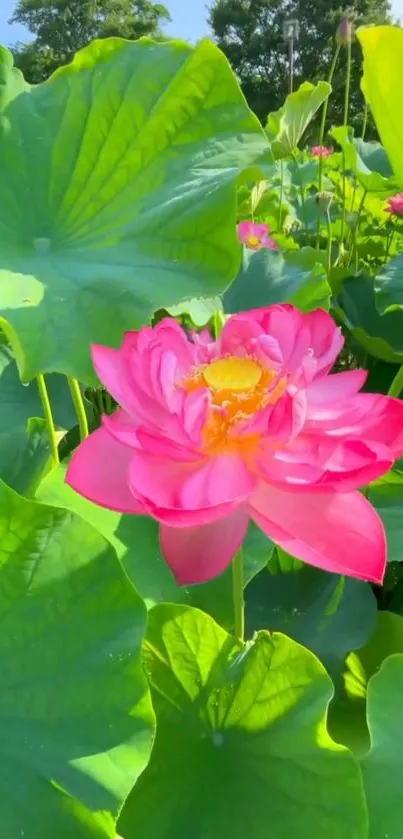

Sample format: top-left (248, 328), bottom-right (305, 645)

top-left (224, 247), bottom-right (330, 313)
top-left (1, 20), bottom-right (403, 839)
top-left (266, 81), bottom-right (331, 158)
top-left (245, 558), bottom-right (377, 679)
top-left (359, 26), bottom-right (403, 184)
top-left (209, 0), bottom-right (392, 127)
top-left (0, 478), bottom-right (154, 837)
top-left (11, 0), bottom-right (171, 82)
top-left (119, 605), bottom-right (367, 839)
top-left (0, 38), bottom-right (266, 384)
top-left (362, 654), bottom-right (403, 839)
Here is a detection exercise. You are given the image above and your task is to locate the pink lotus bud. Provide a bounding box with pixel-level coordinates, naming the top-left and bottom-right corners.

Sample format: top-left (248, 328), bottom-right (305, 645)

top-left (336, 17), bottom-right (353, 46)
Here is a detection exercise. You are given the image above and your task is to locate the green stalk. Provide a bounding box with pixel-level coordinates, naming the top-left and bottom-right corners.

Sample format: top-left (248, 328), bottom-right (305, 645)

top-left (340, 150), bottom-right (347, 246)
top-left (348, 189), bottom-right (367, 267)
top-left (213, 309), bottom-right (225, 339)
top-left (317, 44), bottom-right (341, 196)
top-left (291, 153), bottom-right (307, 235)
top-left (388, 364), bottom-right (403, 398)
top-left (361, 102), bottom-right (368, 140)
top-left (67, 377), bottom-right (89, 441)
top-left (384, 228), bottom-right (396, 265)
top-left (316, 45), bottom-right (341, 247)
top-left (36, 373), bottom-right (59, 466)
top-left (278, 160), bottom-right (284, 232)
top-left (325, 207), bottom-right (333, 275)
top-left (343, 39), bottom-right (352, 126)
top-left (232, 550), bottom-right (244, 642)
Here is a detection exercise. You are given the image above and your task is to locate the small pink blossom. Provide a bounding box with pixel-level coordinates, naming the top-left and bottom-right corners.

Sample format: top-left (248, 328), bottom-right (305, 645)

top-left (237, 221), bottom-right (277, 250)
top-left (311, 145), bottom-right (331, 158)
top-left (386, 194), bottom-right (403, 217)
top-left (67, 306), bottom-right (403, 587)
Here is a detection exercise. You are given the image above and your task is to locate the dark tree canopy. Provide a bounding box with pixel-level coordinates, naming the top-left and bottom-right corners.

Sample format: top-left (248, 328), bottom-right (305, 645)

top-left (209, 0), bottom-right (393, 131)
top-left (10, 0), bottom-right (171, 82)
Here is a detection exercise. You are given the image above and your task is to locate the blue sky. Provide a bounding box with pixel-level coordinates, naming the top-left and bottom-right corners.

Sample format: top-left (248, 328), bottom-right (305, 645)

top-left (0, 0), bottom-right (402, 46)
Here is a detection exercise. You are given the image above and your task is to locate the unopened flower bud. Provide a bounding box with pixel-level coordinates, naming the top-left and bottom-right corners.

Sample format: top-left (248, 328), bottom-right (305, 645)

top-left (336, 17), bottom-right (353, 46)
top-left (316, 191), bottom-right (333, 211)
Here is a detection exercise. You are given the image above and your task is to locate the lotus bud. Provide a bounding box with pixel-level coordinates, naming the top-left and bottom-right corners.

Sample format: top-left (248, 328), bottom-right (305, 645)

top-left (336, 17), bottom-right (353, 46)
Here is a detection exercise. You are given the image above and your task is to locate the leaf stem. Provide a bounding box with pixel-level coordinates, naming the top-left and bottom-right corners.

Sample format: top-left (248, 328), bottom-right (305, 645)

top-left (388, 364), bottom-right (403, 398)
top-left (36, 374), bottom-right (59, 466)
top-left (67, 377), bottom-right (89, 441)
top-left (325, 207), bottom-right (333, 275)
top-left (278, 159), bottom-right (284, 232)
top-left (317, 44), bottom-right (341, 202)
top-left (343, 39), bottom-right (352, 126)
top-left (291, 153), bottom-right (307, 235)
top-left (232, 549), bottom-right (244, 642)
top-left (384, 228), bottom-right (396, 265)
top-left (361, 102), bottom-right (368, 140)
top-left (348, 189), bottom-right (367, 267)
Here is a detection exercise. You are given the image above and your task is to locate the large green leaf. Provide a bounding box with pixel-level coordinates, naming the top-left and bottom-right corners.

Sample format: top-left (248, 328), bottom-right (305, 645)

top-left (266, 81), bottom-right (331, 159)
top-left (375, 253), bottom-right (403, 314)
top-left (360, 654), bottom-right (403, 839)
top-left (0, 417), bottom-right (51, 495)
top-left (353, 139), bottom-right (393, 179)
top-left (368, 469), bottom-right (403, 563)
top-left (359, 26), bottom-right (403, 184)
top-left (0, 342), bottom-right (77, 490)
top-left (0, 478), bottom-right (154, 838)
top-left (119, 605), bottom-right (367, 839)
top-left (245, 561), bottom-right (377, 678)
top-left (0, 343), bottom-right (76, 431)
top-left (224, 247), bottom-right (330, 313)
top-left (337, 274), bottom-right (403, 362)
top-left (0, 39), bottom-right (267, 384)
top-left (330, 126), bottom-right (398, 193)
top-left (329, 611), bottom-right (403, 757)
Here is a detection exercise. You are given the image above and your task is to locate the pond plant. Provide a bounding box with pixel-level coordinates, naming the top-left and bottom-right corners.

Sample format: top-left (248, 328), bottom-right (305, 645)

top-left (1, 20), bottom-right (403, 839)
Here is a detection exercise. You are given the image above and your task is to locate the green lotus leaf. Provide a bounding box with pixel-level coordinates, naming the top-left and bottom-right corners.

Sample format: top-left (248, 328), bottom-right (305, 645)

top-left (375, 252), bottom-right (403, 314)
top-left (329, 611), bottom-right (403, 757)
top-left (0, 38), bottom-right (267, 384)
top-left (245, 561), bottom-right (377, 679)
top-left (336, 274), bottom-right (403, 362)
top-left (368, 468), bottom-right (403, 563)
top-left (0, 478), bottom-right (154, 837)
top-left (330, 126), bottom-right (399, 193)
top-left (119, 604), bottom-right (367, 839)
top-left (266, 81), bottom-right (331, 159)
top-left (224, 246), bottom-right (330, 313)
top-left (359, 26), bottom-right (403, 185)
top-left (361, 654), bottom-right (403, 839)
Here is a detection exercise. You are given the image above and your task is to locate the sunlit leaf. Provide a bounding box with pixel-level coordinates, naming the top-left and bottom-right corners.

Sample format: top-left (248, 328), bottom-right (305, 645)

top-left (359, 26), bottom-right (403, 184)
top-left (119, 604), bottom-right (367, 839)
top-left (0, 39), bottom-right (267, 384)
top-left (266, 81), bottom-right (331, 159)
top-left (0, 478), bottom-right (154, 837)
top-left (224, 247), bottom-right (330, 313)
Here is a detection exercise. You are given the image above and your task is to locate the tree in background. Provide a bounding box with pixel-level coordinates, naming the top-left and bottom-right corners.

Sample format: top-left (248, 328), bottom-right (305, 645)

top-left (10, 0), bottom-right (171, 82)
top-left (209, 0), bottom-right (393, 131)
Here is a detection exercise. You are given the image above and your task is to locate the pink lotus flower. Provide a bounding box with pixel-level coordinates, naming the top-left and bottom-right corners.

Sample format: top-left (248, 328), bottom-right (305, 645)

top-left (386, 194), bottom-right (403, 217)
top-left (67, 305), bottom-right (403, 587)
top-left (237, 221), bottom-right (277, 250)
top-left (311, 145), bottom-right (331, 158)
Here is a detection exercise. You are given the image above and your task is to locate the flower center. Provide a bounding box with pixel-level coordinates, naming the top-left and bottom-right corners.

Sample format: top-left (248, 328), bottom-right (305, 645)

top-left (183, 355), bottom-right (287, 456)
top-left (203, 357), bottom-right (262, 392)
top-left (245, 234), bottom-right (260, 249)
